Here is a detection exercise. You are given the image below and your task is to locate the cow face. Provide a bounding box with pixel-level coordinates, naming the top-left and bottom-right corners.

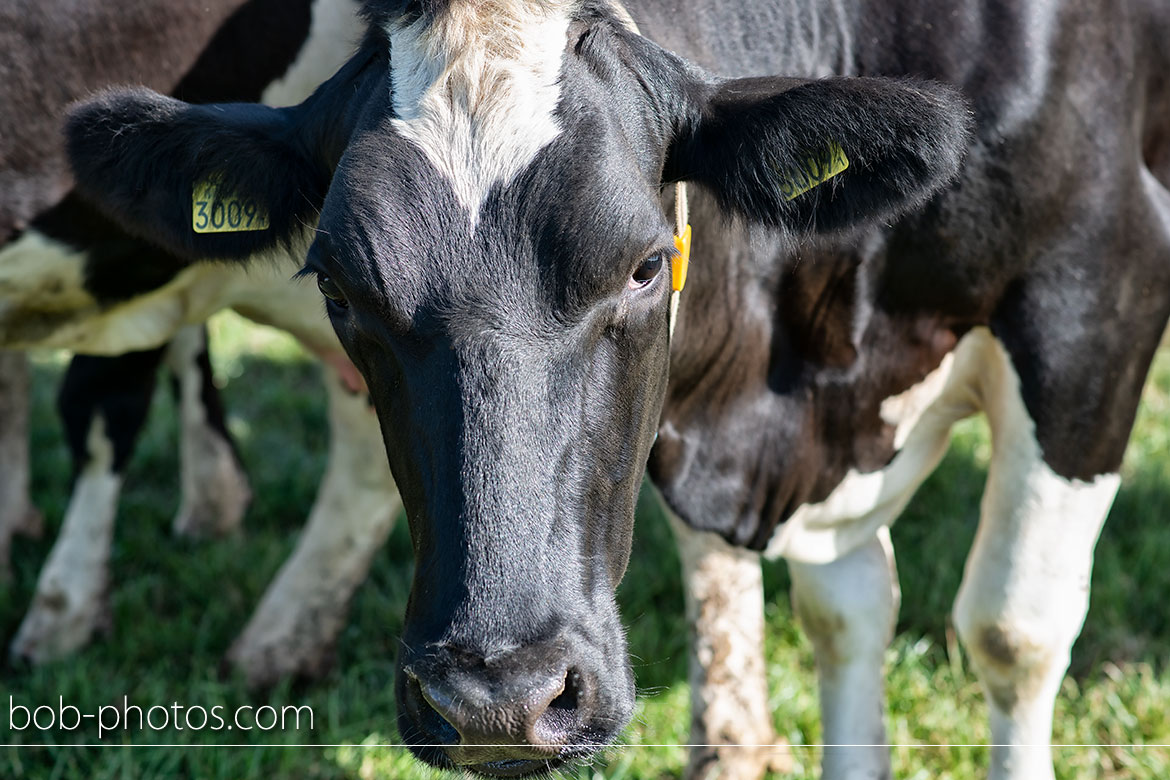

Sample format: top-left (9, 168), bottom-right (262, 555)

top-left (67, 1), bottom-right (969, 775)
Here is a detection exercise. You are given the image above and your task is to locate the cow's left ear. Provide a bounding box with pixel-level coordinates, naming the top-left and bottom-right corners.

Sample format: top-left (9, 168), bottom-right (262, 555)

top-left (664, 75), bottom-right (971, 234)
top-left (66, 88), bottom-right (330, 261)
top-left (65, 49), bottom-right (381, 262)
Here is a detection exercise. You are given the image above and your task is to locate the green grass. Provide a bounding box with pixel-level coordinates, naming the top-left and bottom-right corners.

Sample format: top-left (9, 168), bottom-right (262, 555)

top-left (3, 311), bottom-right (1169, 778)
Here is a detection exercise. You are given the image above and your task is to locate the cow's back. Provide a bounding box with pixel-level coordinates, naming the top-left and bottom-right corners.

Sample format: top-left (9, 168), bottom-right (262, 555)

top-left (0, 0), bottom-right (313, 245)
top-left (0, 0), bottom-right (364, 352)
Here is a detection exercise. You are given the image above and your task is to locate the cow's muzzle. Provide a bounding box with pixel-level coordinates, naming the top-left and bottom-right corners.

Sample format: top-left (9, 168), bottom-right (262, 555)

top-left (398, 639), bottom-right (612, 776)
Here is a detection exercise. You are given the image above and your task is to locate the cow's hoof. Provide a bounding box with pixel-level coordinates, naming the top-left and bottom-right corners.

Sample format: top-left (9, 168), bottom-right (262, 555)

top-left (172, 458), bottom-right (251, 539)
top-left (9, 583), bottom-right (110, 664)
top-left (684, 739), bottom-right (793, 780)
top-left (224, 607), bottom-right (342, 688)
top-left (172, 498), bottom-right (247, 539)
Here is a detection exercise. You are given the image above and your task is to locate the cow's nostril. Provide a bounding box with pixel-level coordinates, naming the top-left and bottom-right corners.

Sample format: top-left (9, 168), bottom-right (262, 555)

top-left (405, 674), bottom-right (460, 746)
top-left (549, 667), bottom-right (580, 712)
top-left (532, 667), bottom-right (584, 743)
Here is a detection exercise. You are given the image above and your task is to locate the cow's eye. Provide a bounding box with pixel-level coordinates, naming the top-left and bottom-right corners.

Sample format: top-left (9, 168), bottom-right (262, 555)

top-left (629, 254), bottom-right (663, 289)
top-left (317, 274), bottom-right (349, 309)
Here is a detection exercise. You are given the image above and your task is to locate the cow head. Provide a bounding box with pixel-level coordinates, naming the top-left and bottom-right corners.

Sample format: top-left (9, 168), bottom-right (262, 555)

top-left (67, 0), bottom-right (969, 774)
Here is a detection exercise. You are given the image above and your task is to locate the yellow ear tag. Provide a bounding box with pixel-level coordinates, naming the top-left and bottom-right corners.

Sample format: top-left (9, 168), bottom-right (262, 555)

top-left (779, 142), bottom-right (850, 201)
top-left (192, 178), bottom-right (270, 234)
top-left (672, 224), bottom-right (691, 292)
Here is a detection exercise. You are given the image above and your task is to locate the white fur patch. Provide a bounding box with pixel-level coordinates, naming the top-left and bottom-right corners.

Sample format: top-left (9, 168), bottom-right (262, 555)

top-left (166, 325), bottom-right (251, 538)
top-left (951, 333), bottom-right (1119, 780)
top-left (387, 1), bottom-right (571, 218)
top-left (261, 0), bottom-right (363, 108)
top-left (879, 350), bottom-right (956, 450)
top-left (787, 527), bottom-right (899, 778)
top-left (766, 331), bottom-right (988, 563)
top-left (0, 224), bottom-right (325, 354)
top-left (768, 324), bottom-right (1120, 570)
top-left (226, 366), bottom-right (401, 685)
top-left (10, 416), bottom-right (121, 662)
top-left (0, 229), bottom-right (100, 346)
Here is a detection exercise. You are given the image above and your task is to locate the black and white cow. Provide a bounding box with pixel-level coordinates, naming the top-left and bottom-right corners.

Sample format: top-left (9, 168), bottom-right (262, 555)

top-left (0, 0), bottom-right (405, 686)
top-left (64, 0), bottom-right (1170, 778)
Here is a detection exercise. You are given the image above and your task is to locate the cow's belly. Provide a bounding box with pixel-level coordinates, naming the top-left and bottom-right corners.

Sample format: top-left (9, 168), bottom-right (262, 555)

top-left (0, 228), bottom-right (227, 353)
top-left (765, 328), bottom-right (999, 564)
top-left (0, 228), bottom-right (325, 355)
top-left (0, 229), bottom-right (104, 348)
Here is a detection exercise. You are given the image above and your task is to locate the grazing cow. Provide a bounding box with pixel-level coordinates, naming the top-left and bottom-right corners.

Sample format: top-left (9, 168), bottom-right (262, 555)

top-left (65, 0), bottom-right (1170, 778)
top-left (0, 0), bottom-right (404, 686)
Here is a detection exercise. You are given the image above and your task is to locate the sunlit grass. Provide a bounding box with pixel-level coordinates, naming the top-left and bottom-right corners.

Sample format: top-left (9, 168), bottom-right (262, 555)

top-left (2, 312), bottom-right (1169, 778)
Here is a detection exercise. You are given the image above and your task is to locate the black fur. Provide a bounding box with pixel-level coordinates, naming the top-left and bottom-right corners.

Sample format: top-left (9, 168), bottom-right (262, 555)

top-left (67, 93), bottom-right (324, 260)
top-left (667, 76), bottom-right (972, 235)
top-left (59, 348), bottom-right (164, 476)
top-left (62, 2), bottom-right (973, 773)
top-left (66, 44), bottom-right (385, 262)
top-left (65, 0), bottom-right (1170, 775)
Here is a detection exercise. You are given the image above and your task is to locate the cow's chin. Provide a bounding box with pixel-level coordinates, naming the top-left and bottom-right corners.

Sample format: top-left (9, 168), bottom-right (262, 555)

top-left (402, 729), bottom-right (619, 778)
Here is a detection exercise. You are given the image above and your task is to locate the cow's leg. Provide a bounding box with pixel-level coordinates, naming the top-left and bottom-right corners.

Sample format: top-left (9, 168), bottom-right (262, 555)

top-left (787, 527), bottom-right (899, 780)
top-left (770, 333), bottom-right (989, 780)
top-left (0, 351), bottom-right (43, 579)
top-left (226, 365), bottom-right (399, 687)
top-left (10, 349), bottom-right (162, 662)
top-left (668, 512), bottom-right (789, 780)
top-left (165, 325), bottom-right (251, 538)
top-left (952, 337), bottom-right (1119, 780)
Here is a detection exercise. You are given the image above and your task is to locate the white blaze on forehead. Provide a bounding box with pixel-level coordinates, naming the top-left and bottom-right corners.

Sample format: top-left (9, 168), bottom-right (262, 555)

top-left (387, 1), bottom-right (573, 218)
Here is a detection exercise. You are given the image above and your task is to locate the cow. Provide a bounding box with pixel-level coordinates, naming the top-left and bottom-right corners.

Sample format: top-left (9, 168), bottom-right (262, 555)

top-left (63, 0), bottom-right (1170, 778)
top-left (0, 0), bottom-right (405, 687)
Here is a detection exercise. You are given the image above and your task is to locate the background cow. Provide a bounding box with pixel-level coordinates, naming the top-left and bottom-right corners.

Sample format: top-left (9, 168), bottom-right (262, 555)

top-left (0, 0), bottom-right (404, 686)
top-left (62, 0), bottom-right (1170, 779)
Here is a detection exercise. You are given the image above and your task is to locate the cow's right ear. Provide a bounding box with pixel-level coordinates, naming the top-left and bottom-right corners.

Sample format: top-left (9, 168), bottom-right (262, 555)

top-left (663, 74), bottom-right (971, 237)
top-left (66, 87), bottom-right (329, 261)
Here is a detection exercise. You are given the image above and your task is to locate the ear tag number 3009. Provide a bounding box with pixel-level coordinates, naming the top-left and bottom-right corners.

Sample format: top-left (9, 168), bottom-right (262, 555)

top-left (192, 179), bottom-right (270, 234)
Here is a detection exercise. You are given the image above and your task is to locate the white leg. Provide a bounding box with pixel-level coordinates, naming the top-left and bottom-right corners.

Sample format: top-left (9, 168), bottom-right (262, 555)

top-left (166, 326), bottom-right (251, 538)
top-left (787, 527), bottom-right (899, 780)
top-left (668, 511), bottom-right (790, 780)
top-left (10, 416), bottom-right (119, 662)
top-left (0, 351), bottom-right (43, 579)
top-left (953, 340), bottom-right (1119, 780)
top-left (226, 366), bottom-right (400, 687)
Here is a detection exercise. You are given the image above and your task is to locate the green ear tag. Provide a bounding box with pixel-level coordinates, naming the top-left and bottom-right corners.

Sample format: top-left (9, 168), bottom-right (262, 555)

top-left (192, 178), bottom-right (270, 234)
top-left (778, 142), bottom-right (850, 201)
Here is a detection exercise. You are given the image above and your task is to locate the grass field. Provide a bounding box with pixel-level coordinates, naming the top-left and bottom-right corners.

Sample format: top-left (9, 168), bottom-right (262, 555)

top-left (3, 311), bottom-right (1169, 779)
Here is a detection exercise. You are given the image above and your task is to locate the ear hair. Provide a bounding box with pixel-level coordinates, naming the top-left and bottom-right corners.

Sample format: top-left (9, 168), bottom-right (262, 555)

top-left (66, 89), bottom-right (326, 260)
top-left (65, 46), bottom-right (384, 262)
top-left (665, 75), bottom-right (972, 235)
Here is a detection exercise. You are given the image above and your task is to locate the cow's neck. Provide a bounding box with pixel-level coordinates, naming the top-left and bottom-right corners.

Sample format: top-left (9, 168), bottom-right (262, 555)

top-left (626, 0), bottom-right (859, 79)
